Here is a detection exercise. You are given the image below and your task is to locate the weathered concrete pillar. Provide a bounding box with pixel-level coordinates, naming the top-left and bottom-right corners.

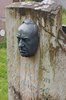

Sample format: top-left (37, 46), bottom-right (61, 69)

top-left (6, 1), bottom-right (66, 100)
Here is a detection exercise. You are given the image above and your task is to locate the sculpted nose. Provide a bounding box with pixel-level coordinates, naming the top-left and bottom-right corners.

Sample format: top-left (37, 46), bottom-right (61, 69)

top-left (18, 39), bottom-right (24, 48)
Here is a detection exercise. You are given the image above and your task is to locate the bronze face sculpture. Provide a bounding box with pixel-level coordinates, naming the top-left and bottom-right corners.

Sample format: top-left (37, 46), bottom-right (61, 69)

top-left (17, 19), bottom-right (39, 57)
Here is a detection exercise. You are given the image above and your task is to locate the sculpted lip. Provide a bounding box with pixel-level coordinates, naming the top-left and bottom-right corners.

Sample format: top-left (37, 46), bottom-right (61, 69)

top-left (20, 50), bottom-right (29, 56)
top-left (19, 49), bottom-right (27, 53)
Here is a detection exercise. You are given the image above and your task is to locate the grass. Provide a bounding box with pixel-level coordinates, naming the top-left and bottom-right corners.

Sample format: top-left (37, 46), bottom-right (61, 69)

top-left (0, 9), bottom-right (66, 100)
top-left (0, 38), bottom-right (8, 100)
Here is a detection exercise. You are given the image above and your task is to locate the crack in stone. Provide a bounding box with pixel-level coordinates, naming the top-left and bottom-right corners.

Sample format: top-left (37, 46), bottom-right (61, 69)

top-left (12, 86), bottom-right (22, 100)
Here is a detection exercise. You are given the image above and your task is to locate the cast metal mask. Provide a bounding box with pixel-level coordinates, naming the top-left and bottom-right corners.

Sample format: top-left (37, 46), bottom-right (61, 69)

top-left (17, 19), bottom-right (39, 57)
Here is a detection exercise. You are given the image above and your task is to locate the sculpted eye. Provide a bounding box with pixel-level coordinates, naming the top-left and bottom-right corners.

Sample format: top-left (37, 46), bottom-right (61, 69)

top-left (22, 38), bottom-right (30, 42)
top-left (17, 37), bottom-right (20, 43)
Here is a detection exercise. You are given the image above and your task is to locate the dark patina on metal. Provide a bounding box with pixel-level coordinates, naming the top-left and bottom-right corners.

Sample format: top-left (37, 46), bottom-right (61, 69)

top-left (62, 25), bottom-right (66, 34)
top-left (17, 19), bottom-right (39, 57)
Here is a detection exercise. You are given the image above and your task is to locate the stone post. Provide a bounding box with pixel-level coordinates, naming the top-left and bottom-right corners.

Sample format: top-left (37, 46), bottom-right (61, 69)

top-left (6, 2), bottom-right (66, 100)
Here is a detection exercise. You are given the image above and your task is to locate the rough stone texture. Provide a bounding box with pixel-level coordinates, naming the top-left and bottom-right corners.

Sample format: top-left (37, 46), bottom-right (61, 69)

top-left (6, 2), bottom-right (66, 100)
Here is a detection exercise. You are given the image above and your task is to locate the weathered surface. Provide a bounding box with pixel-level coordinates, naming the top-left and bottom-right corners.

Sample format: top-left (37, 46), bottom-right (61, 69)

top-left (6, 2), bottom-right (66, 100)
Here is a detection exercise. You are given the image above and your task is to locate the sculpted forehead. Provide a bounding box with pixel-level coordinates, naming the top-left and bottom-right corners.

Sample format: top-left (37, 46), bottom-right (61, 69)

top-left (18, 30), bottom-right (34, 39)
top-left (18, 19), bottom-right (38, 38)
top-left (18, 28), bottom-right (38, 39)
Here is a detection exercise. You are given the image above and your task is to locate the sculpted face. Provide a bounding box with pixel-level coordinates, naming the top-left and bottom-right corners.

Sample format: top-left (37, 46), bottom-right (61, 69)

top-left (17, 19), bottom-right (39, 57)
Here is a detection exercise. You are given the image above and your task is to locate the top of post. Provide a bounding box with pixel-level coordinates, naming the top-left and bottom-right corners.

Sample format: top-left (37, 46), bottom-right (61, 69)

top-left (6, 1), bottom-right (61, 14)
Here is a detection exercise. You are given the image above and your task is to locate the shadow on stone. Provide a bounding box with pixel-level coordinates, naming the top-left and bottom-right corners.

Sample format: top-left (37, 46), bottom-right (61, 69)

top-left (62, 25), bottom-right (66, 34)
